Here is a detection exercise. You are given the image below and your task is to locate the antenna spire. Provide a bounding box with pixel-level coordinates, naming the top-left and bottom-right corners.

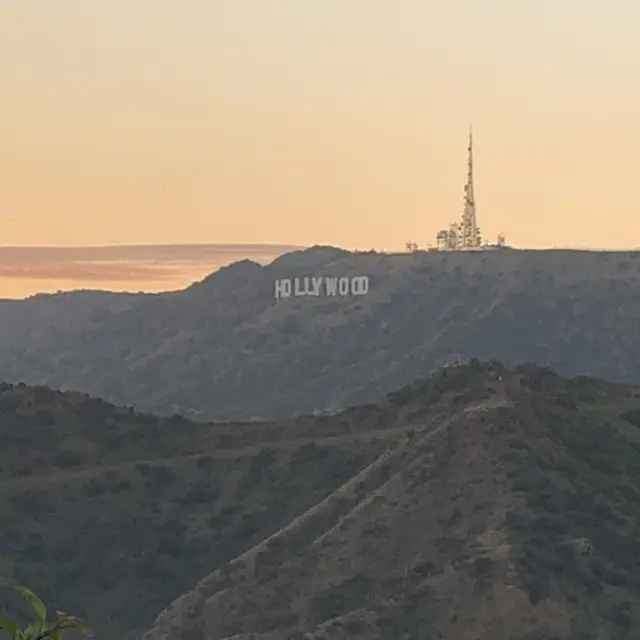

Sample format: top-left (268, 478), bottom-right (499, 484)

top-left (459, 125), bottom-right (481, 248)
top-left (434, 126), bottom-right (484, 250)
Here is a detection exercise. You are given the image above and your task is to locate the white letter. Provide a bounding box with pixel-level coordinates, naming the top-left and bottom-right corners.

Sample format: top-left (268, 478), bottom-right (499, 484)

top-left (351, 276), bottom-right (369, 295)
top-left (274, 279), bottom-right (291, 299)
top-left (311, 277), bottom-right (323, 296)
top-left (338, 277), bottom-right (349, 295)
top-left (325, 277), bottom-right (338, 296)
top-left (293, 277), bottom-right (303, 296)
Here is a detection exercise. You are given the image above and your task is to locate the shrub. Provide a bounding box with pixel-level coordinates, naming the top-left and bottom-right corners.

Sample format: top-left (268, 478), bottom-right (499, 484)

top-left (196, 454), bottom-right (213, 468)
top-left (0, 586), bottom-right (91, 638)
top-left (53, 450), bottom-right (84, 469)
top-left (621, 409), bottom-right (640, 428)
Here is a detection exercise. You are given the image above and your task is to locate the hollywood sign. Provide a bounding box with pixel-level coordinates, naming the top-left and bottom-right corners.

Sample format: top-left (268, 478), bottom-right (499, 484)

top-left (274, 276), bottom-right (369, 299)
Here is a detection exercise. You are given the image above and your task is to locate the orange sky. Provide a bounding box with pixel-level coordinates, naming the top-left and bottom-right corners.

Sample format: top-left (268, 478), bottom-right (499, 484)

top-left (2, 1), bottom-right (640, 296)
top-left (0, 244), bottom-right (301, 298)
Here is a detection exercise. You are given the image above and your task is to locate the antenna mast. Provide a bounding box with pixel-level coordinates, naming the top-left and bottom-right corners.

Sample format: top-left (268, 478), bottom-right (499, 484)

top-left (435, 126), bottom-right (508, 250)
top-left (460, 126), bottom-right (481, 248)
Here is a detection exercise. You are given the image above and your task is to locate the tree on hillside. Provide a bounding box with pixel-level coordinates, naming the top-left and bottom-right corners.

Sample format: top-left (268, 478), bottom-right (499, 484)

top-left (0, 586), bottom-right (90, 639)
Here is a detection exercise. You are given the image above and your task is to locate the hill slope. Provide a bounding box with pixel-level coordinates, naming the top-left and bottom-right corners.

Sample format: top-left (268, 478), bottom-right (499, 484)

top-left (1, 247), bottom-right (640, 420)
top-left (139, 361), bottom-right (640, 640)
top-left (5, 363), bottom-right (640, 638)
top-left (0, 379), bottom-right (397, 639)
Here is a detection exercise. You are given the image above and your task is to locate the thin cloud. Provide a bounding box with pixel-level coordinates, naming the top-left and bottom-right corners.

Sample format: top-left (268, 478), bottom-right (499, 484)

top-left (0, 262), bottom-right (172, 282)
top-left (0, 243), bottom-right (301, 264)
top-left (0, 243), bottom-right (302, 289)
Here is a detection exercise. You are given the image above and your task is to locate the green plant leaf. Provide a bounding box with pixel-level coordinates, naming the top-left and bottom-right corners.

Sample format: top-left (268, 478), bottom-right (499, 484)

top-left (24, 619), bottom-right (46, 637)
top-left (14, 587), bottom-right (47, 621)
top-left (0, 616), bottom-right (20, 638)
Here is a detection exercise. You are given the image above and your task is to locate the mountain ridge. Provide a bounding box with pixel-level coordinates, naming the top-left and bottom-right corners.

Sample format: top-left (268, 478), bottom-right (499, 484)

top-left (5, 362), bottom-right (640, 638)
top-left (1, 246), bottom-right (640, 420)
top-left (139, 363), bottom-right (640, 639)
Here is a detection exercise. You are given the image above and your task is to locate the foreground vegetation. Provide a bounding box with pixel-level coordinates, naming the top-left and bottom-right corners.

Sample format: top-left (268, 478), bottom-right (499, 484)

top-left (138, 363), bottom-right (640, 639)
top-left (6, 362), bottom-right (640, 638)
top-left (0, 586), bottom-right (89, 639)
top-left (0, 382), bottom-right (390, 639)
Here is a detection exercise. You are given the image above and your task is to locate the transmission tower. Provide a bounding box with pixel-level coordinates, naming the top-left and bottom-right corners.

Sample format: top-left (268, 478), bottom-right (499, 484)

top-left (434, 126), bottom-right (484, 250)
top-left (459, 126), bottom-right (482, 248)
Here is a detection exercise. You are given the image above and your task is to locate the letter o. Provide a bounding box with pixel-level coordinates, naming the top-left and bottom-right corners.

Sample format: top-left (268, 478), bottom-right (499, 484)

top-left (351, 276), bottom-right (369, 295)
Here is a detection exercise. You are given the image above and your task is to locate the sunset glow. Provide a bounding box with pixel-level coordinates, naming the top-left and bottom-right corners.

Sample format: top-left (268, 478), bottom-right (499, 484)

top-left (2, 1), bottom-right (640, 296)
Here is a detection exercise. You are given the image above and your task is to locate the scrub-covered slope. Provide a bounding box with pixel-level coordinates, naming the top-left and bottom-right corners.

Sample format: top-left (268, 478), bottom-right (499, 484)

top-left (141, 362), bottom-right (640, 639)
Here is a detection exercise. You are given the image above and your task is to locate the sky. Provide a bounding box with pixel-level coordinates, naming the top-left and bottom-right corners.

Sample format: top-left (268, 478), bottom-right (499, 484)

top-left (2, 1), bottom-right (640, 296)
top-left (0, 244), bottom-right (301, 298)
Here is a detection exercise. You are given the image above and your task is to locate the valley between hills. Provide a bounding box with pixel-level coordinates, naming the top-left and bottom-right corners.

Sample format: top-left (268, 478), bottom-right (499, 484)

top-left (4, 361), bottom-right (640, 639)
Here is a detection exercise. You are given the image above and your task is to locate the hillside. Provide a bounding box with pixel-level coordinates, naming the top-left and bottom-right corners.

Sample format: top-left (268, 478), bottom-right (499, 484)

top-left (139, 361), bottom-right (640, 640)
top-left (0, 379), bottom-right (394, 639)
top-left (1, 247), bottom-right (640, 420)
top-left (4, 362), bottom-right (640, 638)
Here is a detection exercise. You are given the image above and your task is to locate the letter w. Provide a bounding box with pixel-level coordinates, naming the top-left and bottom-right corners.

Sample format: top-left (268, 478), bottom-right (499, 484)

top-left (325, 277), bottom-right (338, 296)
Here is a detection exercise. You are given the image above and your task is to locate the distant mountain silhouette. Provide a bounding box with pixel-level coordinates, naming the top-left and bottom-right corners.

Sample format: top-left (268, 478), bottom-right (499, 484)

top-left (1, 246), bottom-right (640, 420)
